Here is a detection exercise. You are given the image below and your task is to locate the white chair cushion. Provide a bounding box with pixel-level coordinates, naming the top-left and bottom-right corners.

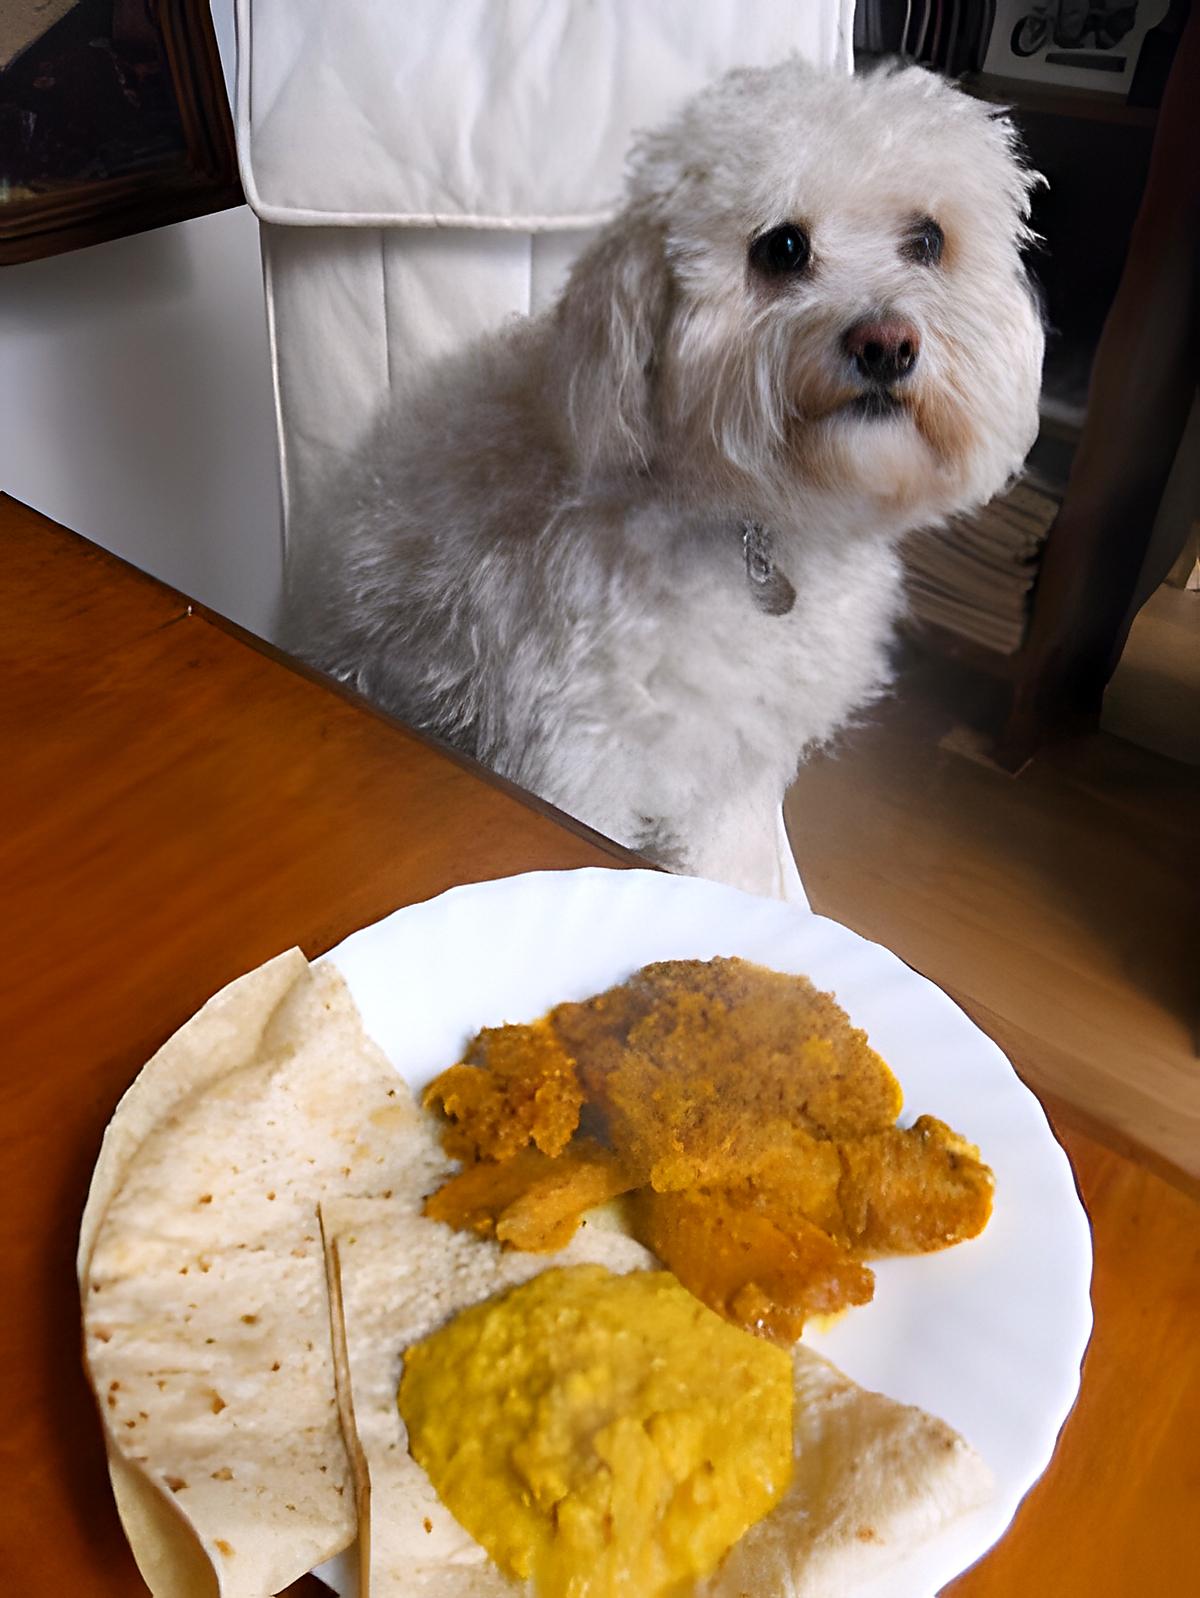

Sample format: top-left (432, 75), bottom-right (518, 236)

top-left (238, 0), bottom-right (853, 226)
top-left (235, 0), bottom-right (853, 534)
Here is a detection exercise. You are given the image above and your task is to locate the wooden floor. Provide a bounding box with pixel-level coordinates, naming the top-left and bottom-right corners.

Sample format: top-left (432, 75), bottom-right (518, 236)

top-left (1102, 583), bottom-right (1200, 766)
top-left (785, 655), bottom-right (1199, 1189)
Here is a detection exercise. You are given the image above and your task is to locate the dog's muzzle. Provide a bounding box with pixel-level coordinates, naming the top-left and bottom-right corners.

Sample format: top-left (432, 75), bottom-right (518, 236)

top-left (843, 317), bottom-right (921, 386)
top-left (838, 317), bottom-right (921, 419)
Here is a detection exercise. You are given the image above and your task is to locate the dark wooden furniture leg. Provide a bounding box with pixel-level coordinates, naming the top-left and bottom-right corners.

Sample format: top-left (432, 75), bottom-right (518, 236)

top-left (996, 8), bottom-right (1200, 772)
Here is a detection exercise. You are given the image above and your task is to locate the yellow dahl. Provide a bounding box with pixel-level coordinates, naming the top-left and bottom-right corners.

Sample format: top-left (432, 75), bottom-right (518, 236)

top-left (399, 1265), bottom-right (795, 1598)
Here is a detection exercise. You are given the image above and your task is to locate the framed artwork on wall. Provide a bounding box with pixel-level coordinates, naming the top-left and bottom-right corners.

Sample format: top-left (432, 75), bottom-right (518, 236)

top-left (980, 0), bottom-right (1172, 96)
top-left (0, 0), bottom-right (242, 266)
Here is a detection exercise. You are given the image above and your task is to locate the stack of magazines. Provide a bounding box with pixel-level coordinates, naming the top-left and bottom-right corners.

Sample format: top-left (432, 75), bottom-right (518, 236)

top-left (903, 480), bottom-right (1060, 656)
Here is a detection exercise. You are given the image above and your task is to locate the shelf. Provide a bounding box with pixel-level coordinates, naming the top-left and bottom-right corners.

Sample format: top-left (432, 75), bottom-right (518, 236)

top-left (901, 616), bottom-right (1026, 681)
top-left (963, 73), bottom-right (1158, 127)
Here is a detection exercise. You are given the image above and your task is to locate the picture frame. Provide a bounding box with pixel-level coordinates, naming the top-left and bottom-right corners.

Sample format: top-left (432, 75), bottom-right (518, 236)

top-left (0, 0), bottom-right (242, 267)
top-left (980, 0), bottom-right (1171, 96)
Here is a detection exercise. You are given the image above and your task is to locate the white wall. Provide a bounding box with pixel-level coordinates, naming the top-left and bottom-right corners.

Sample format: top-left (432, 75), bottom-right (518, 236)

top-left (0, 3), bottom-right (283, 640)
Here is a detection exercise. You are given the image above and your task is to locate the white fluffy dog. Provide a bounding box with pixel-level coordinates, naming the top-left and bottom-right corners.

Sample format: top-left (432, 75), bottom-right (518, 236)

top-left (287, 60), bottom-right (1044, 896)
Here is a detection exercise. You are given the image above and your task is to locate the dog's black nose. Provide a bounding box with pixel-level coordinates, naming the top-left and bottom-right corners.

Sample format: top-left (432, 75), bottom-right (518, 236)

top-left (843, 318), bottom-right (921, 385)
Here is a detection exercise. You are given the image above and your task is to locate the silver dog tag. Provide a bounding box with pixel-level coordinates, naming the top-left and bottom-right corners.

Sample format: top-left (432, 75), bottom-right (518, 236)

top-left (743, 521), bottom-right (796, 616)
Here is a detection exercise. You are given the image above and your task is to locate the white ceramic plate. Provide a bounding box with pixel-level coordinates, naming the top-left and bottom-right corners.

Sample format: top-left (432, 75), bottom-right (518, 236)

top-left (321, 867), bottom-right (1093, 1598)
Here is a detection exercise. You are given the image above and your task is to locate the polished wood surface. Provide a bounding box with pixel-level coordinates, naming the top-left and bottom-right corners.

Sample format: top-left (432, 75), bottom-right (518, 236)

top-left (945, 1127), bottom-right (1200, 1596)
top-left (0, 495), bottom-right (633, 1594)
top-left (787, 663), bottom-right (1200, 1187)
top-left (3, 494), bottom-right (1196, 1594)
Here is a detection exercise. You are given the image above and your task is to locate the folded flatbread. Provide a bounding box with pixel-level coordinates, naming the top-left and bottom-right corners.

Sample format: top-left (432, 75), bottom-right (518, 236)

top-left (701, 1360), bottom-right (994, 1596)
top-left (322, 1197), bottom-right (993, 1598)
top-left (322, 1195), bottom-right (658, 1596)
top-left (79, 950), bottom-right (417, 1598)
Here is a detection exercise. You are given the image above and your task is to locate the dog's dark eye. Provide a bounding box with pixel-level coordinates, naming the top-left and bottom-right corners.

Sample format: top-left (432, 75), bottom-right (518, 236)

top-left (749, 223), bottom-right (811, 277)
top-left (903, 217), bottom-right (944, 266)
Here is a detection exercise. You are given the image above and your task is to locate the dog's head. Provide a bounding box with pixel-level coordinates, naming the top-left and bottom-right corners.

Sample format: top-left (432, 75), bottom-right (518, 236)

top-left (552, 60), bottom-right (1045, 530)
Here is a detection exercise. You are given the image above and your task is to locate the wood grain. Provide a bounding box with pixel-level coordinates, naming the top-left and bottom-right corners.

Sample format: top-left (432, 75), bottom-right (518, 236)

top-left (0, 496), bottom-right (632, 1594)
top-left (945, 1123), bottom-right (1200, 1595)
top-left (785, 665), bottom-right (1200, 1183)
top-left (3, 496), bottom-right (1196, 1595)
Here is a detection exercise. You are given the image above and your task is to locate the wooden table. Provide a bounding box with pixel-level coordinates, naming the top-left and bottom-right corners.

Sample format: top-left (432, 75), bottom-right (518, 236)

top-left (2, 494), bottom-right (1196, 1594)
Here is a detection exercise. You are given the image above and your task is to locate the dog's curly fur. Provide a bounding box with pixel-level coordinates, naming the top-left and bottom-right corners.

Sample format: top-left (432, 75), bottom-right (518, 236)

top-left (286, 60), bottom-right (1044, 895)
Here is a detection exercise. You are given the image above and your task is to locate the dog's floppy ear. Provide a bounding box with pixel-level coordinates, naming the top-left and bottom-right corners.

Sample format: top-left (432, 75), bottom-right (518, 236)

top-left (552, 205), bottom-right (671, 477)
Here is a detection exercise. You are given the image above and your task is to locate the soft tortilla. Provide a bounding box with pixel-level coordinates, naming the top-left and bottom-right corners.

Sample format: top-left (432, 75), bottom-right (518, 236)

top-left (79, 949), bottom-right (312, 1598)
top-left (80, 953), bottom-right (418, 1598)
top-left (321, 1193), bottom-right (657, 1596)
top-left (702, 1359), bottom-right (994, 1596)
top-left (77, 949), bottom-right (311, 1279)
top-left (325, 1193), bottom-right (993, 1598)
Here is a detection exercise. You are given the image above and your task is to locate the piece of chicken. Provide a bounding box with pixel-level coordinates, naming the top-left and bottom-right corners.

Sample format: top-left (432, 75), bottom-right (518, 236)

top-left (422, 1138), bottom-right (636, 1253)
top-left (632, 1186), bottom-right (875, 1344)
top-left (553, 958), bottom-right (904, 1189)
top-left (422, 1015), bottom-right (582, 1162)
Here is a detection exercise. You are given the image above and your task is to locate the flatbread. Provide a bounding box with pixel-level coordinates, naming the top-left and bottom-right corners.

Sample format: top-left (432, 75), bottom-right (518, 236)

top-left (78, 950), bottom-right (313, 1598)
top-left (80, 953), bottom-right (419, 1598)
top-left (325, 1192), bottom-right (993, 1598)
top-left (321, 1192), bottom-right (657, 1596)
top-left (78, 949), bottom-right (312, 1278)
top-left (702, 1359), bottom-right (994, 1596)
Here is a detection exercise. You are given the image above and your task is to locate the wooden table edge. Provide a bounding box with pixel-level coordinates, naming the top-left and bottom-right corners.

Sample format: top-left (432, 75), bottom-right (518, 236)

top-left (1, 492), bottom-right (650, 877)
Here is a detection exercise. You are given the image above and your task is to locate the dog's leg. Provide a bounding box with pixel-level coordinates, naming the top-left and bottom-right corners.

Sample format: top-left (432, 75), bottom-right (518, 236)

top-left (666, 789), bottom-right (808, 904)
top-left (774, 807), bottom-right (811, 910)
